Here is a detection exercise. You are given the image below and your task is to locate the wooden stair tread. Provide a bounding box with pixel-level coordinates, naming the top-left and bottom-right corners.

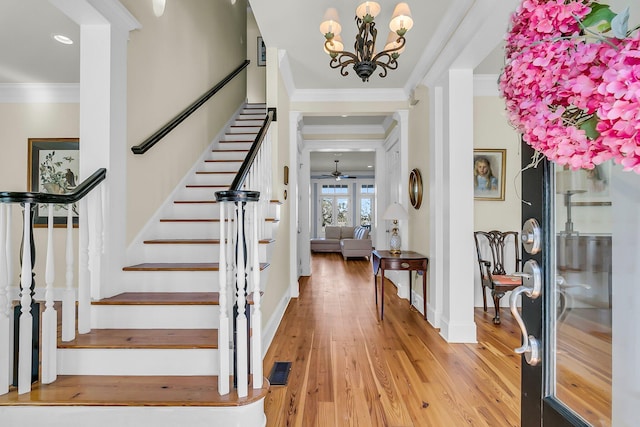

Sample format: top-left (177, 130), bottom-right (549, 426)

top-left (58, 328), bottom-right (218, 349)
top-left (123, 262), bottom-right (269, 271)
top-left (143, 238), bottom-right (274, 244)
top-left (93, 292), bottom-right (220, 305)
top-left (0, 375), bottom-right (268, 407)
top-left (211, 149), bottom-right (249, 152)
top-left (92, 292), bottom-right (260, 305)
top-left (185, 184), bottom-right (229, 188)
top-left (204, 159), bottom-right (243, 163)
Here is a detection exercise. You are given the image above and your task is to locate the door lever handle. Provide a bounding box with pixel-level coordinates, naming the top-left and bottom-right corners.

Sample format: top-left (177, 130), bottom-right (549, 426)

top-left (509, 260), bottom-right (542, 366)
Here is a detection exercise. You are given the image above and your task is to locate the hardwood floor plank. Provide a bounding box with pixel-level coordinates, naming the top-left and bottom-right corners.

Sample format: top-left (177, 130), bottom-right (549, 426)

top-left (264, 253), bottom-right (522, 427)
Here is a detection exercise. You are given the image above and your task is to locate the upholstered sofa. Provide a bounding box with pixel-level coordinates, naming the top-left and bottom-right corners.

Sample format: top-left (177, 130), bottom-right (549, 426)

top-left (310, 225), bottom-right (372, 260)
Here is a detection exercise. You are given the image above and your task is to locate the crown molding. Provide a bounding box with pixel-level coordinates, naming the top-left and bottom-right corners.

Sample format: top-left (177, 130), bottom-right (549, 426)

top-left (0, 83), bottom-right (79, 103)
top-left (474, 74), bottom-right (500, 97)
top-left (290, 88), bottom-right (408, 104)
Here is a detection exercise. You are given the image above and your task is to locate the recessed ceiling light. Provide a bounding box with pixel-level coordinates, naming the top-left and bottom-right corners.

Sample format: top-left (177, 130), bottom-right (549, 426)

top-left (367, 165), bottom-right (373, 168)
top-left (53, 34), bottom-right (73, 45)
top-left (341, 115), bottom-right (348, 118)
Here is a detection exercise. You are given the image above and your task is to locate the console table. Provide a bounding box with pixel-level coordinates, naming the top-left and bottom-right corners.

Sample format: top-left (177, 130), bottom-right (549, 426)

top-left (371, 250), bottom-right (429, 320)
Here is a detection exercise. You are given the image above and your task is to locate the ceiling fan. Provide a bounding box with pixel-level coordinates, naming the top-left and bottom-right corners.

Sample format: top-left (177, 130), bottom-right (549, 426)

top-left (321, 160), bottom-right (356, 181)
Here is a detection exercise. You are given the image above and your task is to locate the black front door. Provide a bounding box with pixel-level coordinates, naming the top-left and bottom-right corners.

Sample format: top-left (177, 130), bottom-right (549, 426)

top-left (519, 141), bottom-right (627, 426)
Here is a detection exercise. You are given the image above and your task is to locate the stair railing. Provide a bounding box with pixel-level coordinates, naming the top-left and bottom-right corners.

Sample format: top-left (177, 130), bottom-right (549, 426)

top-left (215, 107), bottom-right (274, 397)
top-left (131, 60), bottom-right (250, 155)
top-left (0, 168), bottom-right (107, 395)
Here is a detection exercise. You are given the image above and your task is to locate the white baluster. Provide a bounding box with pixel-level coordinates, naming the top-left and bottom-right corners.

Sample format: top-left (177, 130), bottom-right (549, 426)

top-left (218, 200), bottom-right (229, 395)
top-left (18, 203), bottom-right (33, 394)
top-left (251, 202), bottom-right (262, 389)
top-left (236, 202), bottom-right (248, 398)
top-left (6, 204), bottom-right (13, 305)
top-left (62, 204), bottom-right (75, 341)
top-left (41, 204), bottom-right (57, 384)
top-left (78, 198), bottom-right (90, 334)
top-left (0, 204), bottom-right (10, 394)
top-left (89, 190), bottom-right (103, 299)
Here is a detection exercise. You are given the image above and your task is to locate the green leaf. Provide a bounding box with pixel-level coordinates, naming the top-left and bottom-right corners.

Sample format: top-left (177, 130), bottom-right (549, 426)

top-left (582, 4), bottom-right (616, 28)
top-left (580, 115), bottom-right (600, 140)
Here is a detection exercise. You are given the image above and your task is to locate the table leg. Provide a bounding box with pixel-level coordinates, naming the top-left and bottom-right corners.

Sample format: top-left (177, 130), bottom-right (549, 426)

top-left (374, 272), bottom-right (378, 307)
top-left (422, 269), bottom-right (427, 320)
top-left (381, 267), bottom-right (385, 320)
top-left (409, 271), bottom-right (413, 306)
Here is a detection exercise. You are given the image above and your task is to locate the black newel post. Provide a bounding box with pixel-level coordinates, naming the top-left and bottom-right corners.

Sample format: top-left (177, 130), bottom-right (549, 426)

top-left (13, 203), bottom-right (40, 386)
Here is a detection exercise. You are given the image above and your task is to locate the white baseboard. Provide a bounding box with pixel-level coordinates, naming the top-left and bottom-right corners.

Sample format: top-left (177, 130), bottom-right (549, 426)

top-left (261, 292), bottom-right (291, 358)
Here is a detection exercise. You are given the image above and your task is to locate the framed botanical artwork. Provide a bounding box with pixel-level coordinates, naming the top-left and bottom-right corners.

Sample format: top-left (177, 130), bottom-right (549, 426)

top-left (27, 138), bottom-right (79, 227)
top-left (568, 161), bottom-right (612, 207)
top-left (257, 36), bottom-right (266, 67)
top-left (473, 149), bottom-right (506, 201)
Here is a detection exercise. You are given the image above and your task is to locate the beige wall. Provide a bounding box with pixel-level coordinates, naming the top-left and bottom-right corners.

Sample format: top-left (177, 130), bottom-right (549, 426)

top-left (0, 103), bottom-right (80, 290)
top-left (122, 0), bottom-right (248, 243)
top-left (473, 96), bottom-right (522, 306)
top-left (247, 11), bottom-right (266, 103)
top-left (259, 55), bottom-right (291, 329)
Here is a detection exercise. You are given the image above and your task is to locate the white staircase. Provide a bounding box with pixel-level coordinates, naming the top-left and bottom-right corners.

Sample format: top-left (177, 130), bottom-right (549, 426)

top-left (0, 103), bottom-right (277, 427)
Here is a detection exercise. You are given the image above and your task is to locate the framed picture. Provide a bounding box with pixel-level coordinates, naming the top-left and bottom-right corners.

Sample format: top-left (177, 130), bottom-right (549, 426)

top-left (474, 149), bottom-right (506, 201)
top-left (569, 161), bottom-right (612, 207)
top-left (27, 138), bottom-right (79, 227)
top-left (257, 36), bottom-right (266, 67)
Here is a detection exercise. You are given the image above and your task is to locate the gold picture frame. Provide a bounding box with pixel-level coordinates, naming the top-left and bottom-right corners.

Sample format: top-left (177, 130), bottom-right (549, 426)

top-left (473, 149), bottom-right (506, 201)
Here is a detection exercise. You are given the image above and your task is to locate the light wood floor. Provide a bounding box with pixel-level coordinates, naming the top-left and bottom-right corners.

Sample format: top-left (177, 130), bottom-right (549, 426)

top-left (263, 253), bottom-right (522, 427)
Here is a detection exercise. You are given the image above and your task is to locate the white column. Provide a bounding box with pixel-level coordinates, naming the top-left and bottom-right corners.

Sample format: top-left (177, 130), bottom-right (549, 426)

top-left (428, 85), bottom-right (445, 329)
top-left (62, 204), bottom-right (75, 341)
top-left (18, 204), bottom-right (33, 394)
top-left (439, 69), bottom-right (477, 343)
top-left (52, 0), bottom-right (141, 301)
top-left (218, 201), bottom-right (229, 395)
top-left (41, 206), bottom-right (57, 384)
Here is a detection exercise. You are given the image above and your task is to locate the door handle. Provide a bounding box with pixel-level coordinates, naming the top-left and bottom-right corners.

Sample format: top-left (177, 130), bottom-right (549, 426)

top-left (509, 260), bottom-right (542, 366)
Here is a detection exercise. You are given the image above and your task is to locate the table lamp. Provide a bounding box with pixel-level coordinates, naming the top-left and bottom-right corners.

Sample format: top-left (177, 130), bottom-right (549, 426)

top-left (383, 202), bottom-right (408, 254)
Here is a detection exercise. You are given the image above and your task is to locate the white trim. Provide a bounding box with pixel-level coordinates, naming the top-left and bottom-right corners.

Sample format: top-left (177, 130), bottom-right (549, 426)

top-left (0, 84), bottom-right (79, 103)
top-left (439, 318), bottom-right (478, 343)
top-left (261, 292), bottom-right (291, 358)
top-left (290, 88), bottom-right (408, 104)
top-left (278, 50), bottom-right (295, 98)
top-left (474, 74), bottom-right (500, 97)
top-left (302, 124), bottom-right (387, 136)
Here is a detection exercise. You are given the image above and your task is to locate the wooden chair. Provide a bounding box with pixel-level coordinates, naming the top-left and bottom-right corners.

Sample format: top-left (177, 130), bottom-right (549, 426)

top-left (473, 230), bottom-right (522, 324)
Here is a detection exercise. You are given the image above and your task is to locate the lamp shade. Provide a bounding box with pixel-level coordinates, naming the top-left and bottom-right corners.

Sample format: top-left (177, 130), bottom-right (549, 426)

top-left (383, 202), bottom-right (408, 221)
top-left (153, 0), bottom-right (166, 17)
top-left (389, 3), bottom-right (413, 34)
top-left (320, 8), bottom-right (342, 36)
top-left (356, 1), bottom-right (381, 19)
top-left (384, 31), bottom-right (405, 54)
top-left (324, 34), bottom-right (343, 54)
top-left (556, 169), bottom-right (587, 194)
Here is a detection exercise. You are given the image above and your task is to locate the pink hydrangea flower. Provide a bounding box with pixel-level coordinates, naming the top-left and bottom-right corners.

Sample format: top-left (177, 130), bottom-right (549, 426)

top-left (500, 0), bottom-right (640, 172)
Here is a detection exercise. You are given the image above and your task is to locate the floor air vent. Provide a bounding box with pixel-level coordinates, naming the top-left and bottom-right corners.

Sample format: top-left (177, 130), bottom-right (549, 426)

top-left (268, 361), bottom-right (292, 386)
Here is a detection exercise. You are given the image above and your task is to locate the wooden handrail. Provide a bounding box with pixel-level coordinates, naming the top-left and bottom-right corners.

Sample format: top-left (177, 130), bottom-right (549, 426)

top-left (0, 168), bottom-right (107, 204)
top-left (131, 60), bottom-right (250, 155)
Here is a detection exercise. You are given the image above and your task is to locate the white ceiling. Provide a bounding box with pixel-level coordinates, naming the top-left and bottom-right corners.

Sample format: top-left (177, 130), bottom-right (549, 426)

top-left (1, 0), bottom-right (509, 172)
top-left (0, 0), bottom-right (80, 83)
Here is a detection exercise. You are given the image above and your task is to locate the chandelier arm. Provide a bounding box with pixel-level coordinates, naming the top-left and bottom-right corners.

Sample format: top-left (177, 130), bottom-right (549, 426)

top-left (371, 36), bottom-right (406, 63)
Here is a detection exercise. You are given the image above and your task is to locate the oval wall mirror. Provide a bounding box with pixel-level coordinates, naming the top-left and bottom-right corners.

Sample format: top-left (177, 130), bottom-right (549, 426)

top-left (409, 168), bottom-right (423, 209)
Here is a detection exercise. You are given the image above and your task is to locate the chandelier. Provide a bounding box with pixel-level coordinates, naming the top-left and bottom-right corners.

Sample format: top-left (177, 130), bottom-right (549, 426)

top-left (320, 2), bottom-right (413, 82)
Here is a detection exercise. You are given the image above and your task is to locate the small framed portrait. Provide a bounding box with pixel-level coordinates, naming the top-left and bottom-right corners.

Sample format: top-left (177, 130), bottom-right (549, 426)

top-left (257, 36), bottom-right (266, 67)
top-left (27, 138), bottom-right (79, 227)
top-left (473, 149), bottom-right (506, 201)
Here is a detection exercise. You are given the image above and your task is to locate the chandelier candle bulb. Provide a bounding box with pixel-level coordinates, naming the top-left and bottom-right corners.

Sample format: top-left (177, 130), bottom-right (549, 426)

top-left (390, 3), bottom-right (413, 35)
top-left (319, 8), bottom-right (342, 38)
top-left (355, 2), bottom-right (381, 20)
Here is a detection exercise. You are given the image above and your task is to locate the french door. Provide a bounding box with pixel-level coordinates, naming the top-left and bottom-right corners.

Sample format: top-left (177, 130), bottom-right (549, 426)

top-left (520, 142), bottom-right (638, 426)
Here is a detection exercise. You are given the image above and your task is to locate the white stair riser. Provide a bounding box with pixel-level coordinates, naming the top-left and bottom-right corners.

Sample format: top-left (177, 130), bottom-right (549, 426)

top-left (91, 305), bottom-right (220, 329)
top-left (229, 126), bottom-right (261, 134)
top-left (238, 113), bottom-right (266, 120)
top-left (198, 161), bottom-right (242, 173)
top-left (166, 202), bottom-right (277, 218)
top-left (153, 221), bottom-right (276, 239)
top-left (181, 187), bottom-right (229, 199)
top-left (217, 141), bottom-right (253, 150)
top-left (140, 243), bottom-right (269, 263)
top-left (233, 119), bottom-right (264, 126)
top-left (57, 348), bottom-right (220, 375)
top-left (209, 150), bottom-right (249, 160)
top-left (189, 173), bottom-right (235, 186)
top-left (120, 268), bottom-right (271, 292)
top-left (222, 133), bottom-right (256, 142)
